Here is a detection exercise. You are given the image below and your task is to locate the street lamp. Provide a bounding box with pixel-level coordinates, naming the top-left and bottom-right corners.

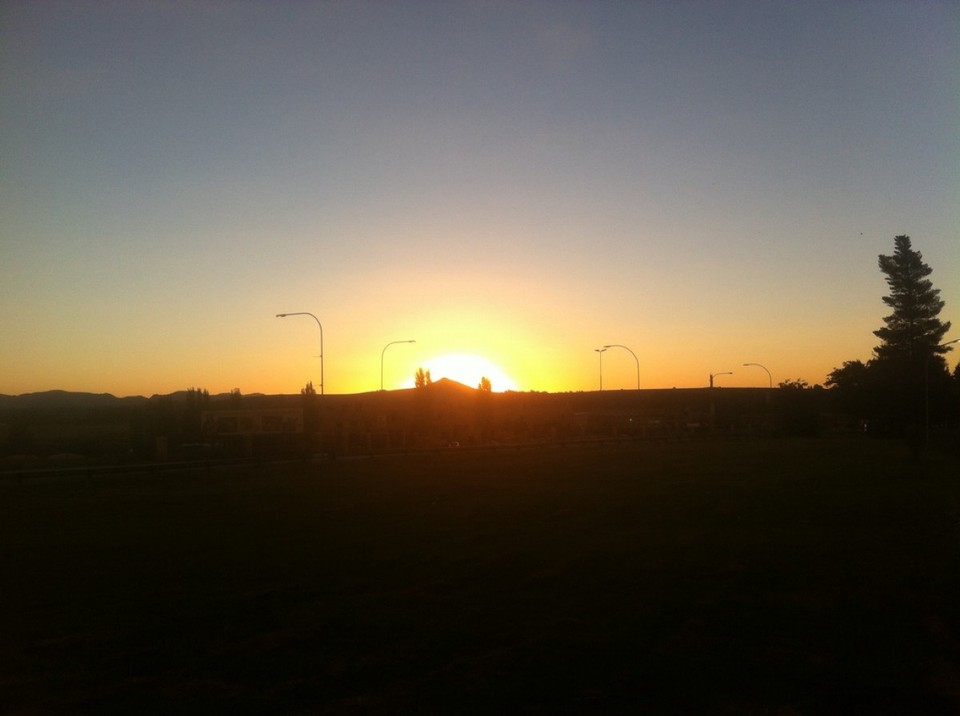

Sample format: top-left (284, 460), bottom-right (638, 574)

top-left (594, 347), bottom-right (607, 391)
top-left (710, 371), bottom-right (732, 388)
top-left (276, 312), bottom-right (324, 395)
top-left (926, 338), bottom-right (959, 446)
top-left (603, 344), bottom-right (640, 390)
top-left (381, 340), bottom-right (416, 391)
top-left (742, 362), bottom-right (772, 388)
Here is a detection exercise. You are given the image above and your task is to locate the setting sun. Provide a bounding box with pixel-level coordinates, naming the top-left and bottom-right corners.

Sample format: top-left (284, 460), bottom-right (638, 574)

top-left (405, 353), bottom-right (518, 392)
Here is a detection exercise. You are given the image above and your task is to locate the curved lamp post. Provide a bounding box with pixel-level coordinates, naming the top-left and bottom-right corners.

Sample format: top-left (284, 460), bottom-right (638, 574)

top-left (709, 371), bottom-right (732, 388)
top-left (276, 312), bottom-right (324, 395)
top-left (594, 347), bottom-right (607, 391)
top-left (926, 338), bottom-right (959, 445)
top-left (742, 362), bottom-right (772, 388)
top-left (603, 344), bottom-right (640, 390)
top-left (381, 339), bottom-right (416, 391)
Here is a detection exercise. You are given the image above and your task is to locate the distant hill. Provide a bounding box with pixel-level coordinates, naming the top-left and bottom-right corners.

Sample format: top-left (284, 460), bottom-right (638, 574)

top-left (425, 377), bottom-right (476, 395)
top-left (0, 390), bottom-right (149, 410)
top-left (0, 390), bottom-right (281, 411)
top-left (0, 390), bottom-right (292, 415)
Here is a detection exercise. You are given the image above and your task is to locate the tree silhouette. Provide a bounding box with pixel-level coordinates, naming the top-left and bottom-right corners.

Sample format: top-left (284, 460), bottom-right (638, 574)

top-left (874, 236), bottom-right (952, 438)
top-left (827, 236), bottom-right (955, 443)
top-left (826, 360), bottom-right (870, 390)
top-left (874, 235), bottom-right (951, 365)
top-left (826, 360), bottom-right (874, 418)
top-left (478, 376), bottom-right (492, 393)
top-left (181, 387), bottom-right (210, 443)
top-left (300, 381), bottom-right (318, 452)
top-left (828, 235), bottom-right (955, 445)
top-left (414, 368), bottom-right (432, 389)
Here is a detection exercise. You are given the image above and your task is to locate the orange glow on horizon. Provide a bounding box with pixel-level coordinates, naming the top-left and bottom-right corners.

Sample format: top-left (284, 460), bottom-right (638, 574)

top-left (401, 353), bottom-right (519, 392)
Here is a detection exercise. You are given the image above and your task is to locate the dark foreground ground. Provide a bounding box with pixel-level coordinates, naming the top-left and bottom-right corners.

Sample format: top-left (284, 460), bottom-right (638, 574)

top-left (2, 439), bottom-right (960, 714)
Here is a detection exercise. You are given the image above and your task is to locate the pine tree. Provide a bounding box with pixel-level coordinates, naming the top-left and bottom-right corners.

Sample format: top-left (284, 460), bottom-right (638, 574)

top-left (828, 235), bottom-right (954, 443)
top-left (873, 235), bottom-right (951, 365)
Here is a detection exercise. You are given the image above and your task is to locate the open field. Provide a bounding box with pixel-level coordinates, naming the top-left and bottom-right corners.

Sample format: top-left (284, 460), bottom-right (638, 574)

top-left (2, 439), bottom-right (959, 714)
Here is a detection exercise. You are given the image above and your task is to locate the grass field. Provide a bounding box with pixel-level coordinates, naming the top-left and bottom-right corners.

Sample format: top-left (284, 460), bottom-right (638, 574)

top-left (3, 439), bottom-right (959, 714)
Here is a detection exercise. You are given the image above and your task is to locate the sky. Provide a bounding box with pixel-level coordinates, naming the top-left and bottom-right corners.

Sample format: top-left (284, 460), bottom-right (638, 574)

top-left (1, 1), bottom-right (958, 397)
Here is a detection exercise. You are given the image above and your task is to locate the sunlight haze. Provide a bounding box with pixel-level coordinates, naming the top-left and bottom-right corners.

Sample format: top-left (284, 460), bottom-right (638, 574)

top-left (1, 1), bottom-right (957, 396)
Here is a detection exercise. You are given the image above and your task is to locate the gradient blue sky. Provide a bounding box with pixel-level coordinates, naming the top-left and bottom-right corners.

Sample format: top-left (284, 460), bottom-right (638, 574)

top-left (2, 1), bottom-right (957, 396)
